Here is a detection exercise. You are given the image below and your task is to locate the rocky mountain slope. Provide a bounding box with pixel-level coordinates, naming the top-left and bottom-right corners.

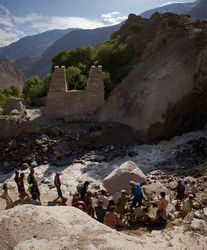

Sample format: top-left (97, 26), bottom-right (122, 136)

top-left (140, 0), bottom-right (207, 20)
top-left (0, 28), bottom-right (75, 76)
top-left (27, 23), bottom-right (122, 78)
top-left (0, 59), bottom-right (25, 89)
top-left (99, 13), bottom-right (207, 141)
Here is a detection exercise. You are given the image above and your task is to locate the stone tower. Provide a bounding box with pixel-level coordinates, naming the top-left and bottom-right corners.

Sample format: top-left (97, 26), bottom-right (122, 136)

top-left (86, 65), bottom-right (104, 91)
top-left (48, 66), bottom-right (67, 92)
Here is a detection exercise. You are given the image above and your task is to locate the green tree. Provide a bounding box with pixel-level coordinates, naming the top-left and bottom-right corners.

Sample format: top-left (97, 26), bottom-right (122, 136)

top-left (66, 66), bottom-right (87, 90)
top-left (23, 76), bottom-right (43, 105)
top-left (102, 71), bottom-right (113, 98)
top-left (41, 73), bottom-right (52, 96)
top-left (0, 93), bottom-right (7, 108)
top-left (10, 84), bottom-right (21, 97)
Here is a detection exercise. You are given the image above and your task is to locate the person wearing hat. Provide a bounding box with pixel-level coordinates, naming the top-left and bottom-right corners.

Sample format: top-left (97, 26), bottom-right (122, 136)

top-left (115, 190), bottom-right (129, 218)
top-left (54, 172), bottom-right (62, 199)
top-left (14, 171), bottom-right (21, 193)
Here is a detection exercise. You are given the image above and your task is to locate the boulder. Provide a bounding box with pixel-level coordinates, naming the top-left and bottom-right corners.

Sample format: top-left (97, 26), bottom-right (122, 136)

top-left (133, 207), bottom-right (146, 218)
top-left (142, 182), bottom-right (169, 200)
top-left (54, 141), bottom-right (71, 158)
top-left (3, 98), bottom-right (26, 115)
top-left (203, 208), bottom-right (207, 218)
top-left (0, 205), bottom-right (143, 250)
top-left (191, 218), bottom-right (207, 233)
top-left (147, 206), bottom-right (159, 221)
top-left (103, 161), bottom-right (147, 194)
top-left (30, 161), bottom-right (38, 168)
top-left (10, 109), bottom-right (21, 115)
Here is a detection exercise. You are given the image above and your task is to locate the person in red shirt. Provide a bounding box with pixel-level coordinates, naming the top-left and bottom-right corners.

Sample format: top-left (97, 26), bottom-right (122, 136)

top-left (54, 172), bottom-right (62, 199)
top-left (84, 190), bottom-right (94, 217)
top-left (72, 196), bottom-right (87, 212)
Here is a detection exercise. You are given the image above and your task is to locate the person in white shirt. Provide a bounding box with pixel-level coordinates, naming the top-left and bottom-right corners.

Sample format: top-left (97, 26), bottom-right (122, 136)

top-left (184, 181), bottom-right (189, 197)
top-left (189, 181), bottom-right (197, 197)
top-left (97, 190), bottom-right (108, 209)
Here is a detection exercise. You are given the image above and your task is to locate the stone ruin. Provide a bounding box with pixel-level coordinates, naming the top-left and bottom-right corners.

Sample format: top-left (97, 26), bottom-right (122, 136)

top-left (3, 97), bottom-right (26, 115)
top-left (46, 65), bottom-right (105, 120)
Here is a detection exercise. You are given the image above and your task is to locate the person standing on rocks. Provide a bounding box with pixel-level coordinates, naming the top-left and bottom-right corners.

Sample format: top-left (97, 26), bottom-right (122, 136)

top-left (175, 180), bottom-right (185, 201)
top-left (104, 205), bottom-right (119, 229)
top-left (79, 181), bottom-right (90, 201)
top-left (14, 171), bottom-right (21, 193)
top-left (184, 181), bottom-right (189, 198)
top-left (115, 190), bottom-right (129, 219)
top-left (97, 190), bottom-right (108, 209)
top-left (95, 200), bottom-right (107, 223)
top-left (0, 184), bottom-right (14, 209)
top-left (189, 181), bottom-right (197, 197)
top-left (54, 172), bottom-right (62, 199)
top-left (180, 194), bottom-right (194, 217)
top-left (19, 172), bottom-right (30, 202)
top-left (27, 168), bottom-right (36, 185)
top-left (31, 181), bottom-right (40, 201)
top-left (148, 192), bottom-right (168, 221)
top-left (84, 190), bottom-right (94, 217)
top-left (19, 173), bottom-right (27, 193)
top-left (129, 181), bottom-right (143, 209)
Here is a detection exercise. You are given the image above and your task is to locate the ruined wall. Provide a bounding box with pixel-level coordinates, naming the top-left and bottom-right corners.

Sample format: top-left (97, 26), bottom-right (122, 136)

top-left (46, 65), bottom-right (105, 120)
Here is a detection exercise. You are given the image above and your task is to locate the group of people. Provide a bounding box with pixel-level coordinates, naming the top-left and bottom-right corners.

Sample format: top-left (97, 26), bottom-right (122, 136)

top-left (0, 168), bottom-right (198, 229)
top-left (175, 180), bottom-right (197, 217)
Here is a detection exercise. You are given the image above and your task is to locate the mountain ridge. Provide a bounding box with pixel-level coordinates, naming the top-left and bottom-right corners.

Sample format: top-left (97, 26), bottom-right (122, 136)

top-left (140, 0), bottom-right (207, 19)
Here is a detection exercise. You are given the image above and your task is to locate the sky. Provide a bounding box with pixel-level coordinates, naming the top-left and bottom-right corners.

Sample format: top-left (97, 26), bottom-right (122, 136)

top-left (0, 0), bottom-right (195, 47)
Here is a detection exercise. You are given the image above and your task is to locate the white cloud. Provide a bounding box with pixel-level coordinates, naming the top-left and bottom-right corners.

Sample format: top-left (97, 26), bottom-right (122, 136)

top-left (160, 1), bottom-right (183, 7)
top-left (31, 16), bottom-right (104, 32)
top-left (0, 5), bottom-right (126, 47)
top-left (101, 11), bottom-right (127, 25)
top-left (0, 29), bottom-right (19, 46)
top-left (13, 13), bottom-right (43, 24)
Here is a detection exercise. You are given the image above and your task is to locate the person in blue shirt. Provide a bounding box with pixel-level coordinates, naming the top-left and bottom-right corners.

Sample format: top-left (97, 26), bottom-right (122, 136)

top-left (129, 181), bottom-right (143, 209)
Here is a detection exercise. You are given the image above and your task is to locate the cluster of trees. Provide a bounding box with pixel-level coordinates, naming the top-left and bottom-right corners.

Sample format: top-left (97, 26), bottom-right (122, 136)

top-left (23, 73), bottom-right (52, 105)
top-left (51, 36), bottom-right (136, 97)
top-left (23, 34), bottom-right (137, 104)
top-left (0, 84), bottom-right (21, 108)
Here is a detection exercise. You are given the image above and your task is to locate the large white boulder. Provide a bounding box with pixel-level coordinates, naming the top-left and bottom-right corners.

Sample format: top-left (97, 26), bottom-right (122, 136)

top-left (142, 182), bottom-right (169, 200)
top-left (103, 161), bottom-right (147, 194)
top-left (0, 205), bottom-right (143, 250)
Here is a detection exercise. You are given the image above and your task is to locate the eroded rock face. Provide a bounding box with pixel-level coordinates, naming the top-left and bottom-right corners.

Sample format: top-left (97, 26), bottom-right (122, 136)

top-left (103, 161), bottom-right (147, 194)
top-left (99, 13), bottom-right (207, 142)
top-left (0, 59), bottom-right (25, 89)
top-left (0, 205), bottom-right (143, 250)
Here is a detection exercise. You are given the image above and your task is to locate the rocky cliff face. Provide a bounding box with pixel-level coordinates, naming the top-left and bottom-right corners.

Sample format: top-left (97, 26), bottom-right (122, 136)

top-left (99, 13), bottom-right (207, 141)
top-left (0, 59), bottom-right (25, 89)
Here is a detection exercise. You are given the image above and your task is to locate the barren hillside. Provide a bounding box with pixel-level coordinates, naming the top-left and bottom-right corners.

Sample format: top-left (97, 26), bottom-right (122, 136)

top-left (99, 13), bottom-right (207, 141)
top-left (0, 59), bottom-right (25, 89)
